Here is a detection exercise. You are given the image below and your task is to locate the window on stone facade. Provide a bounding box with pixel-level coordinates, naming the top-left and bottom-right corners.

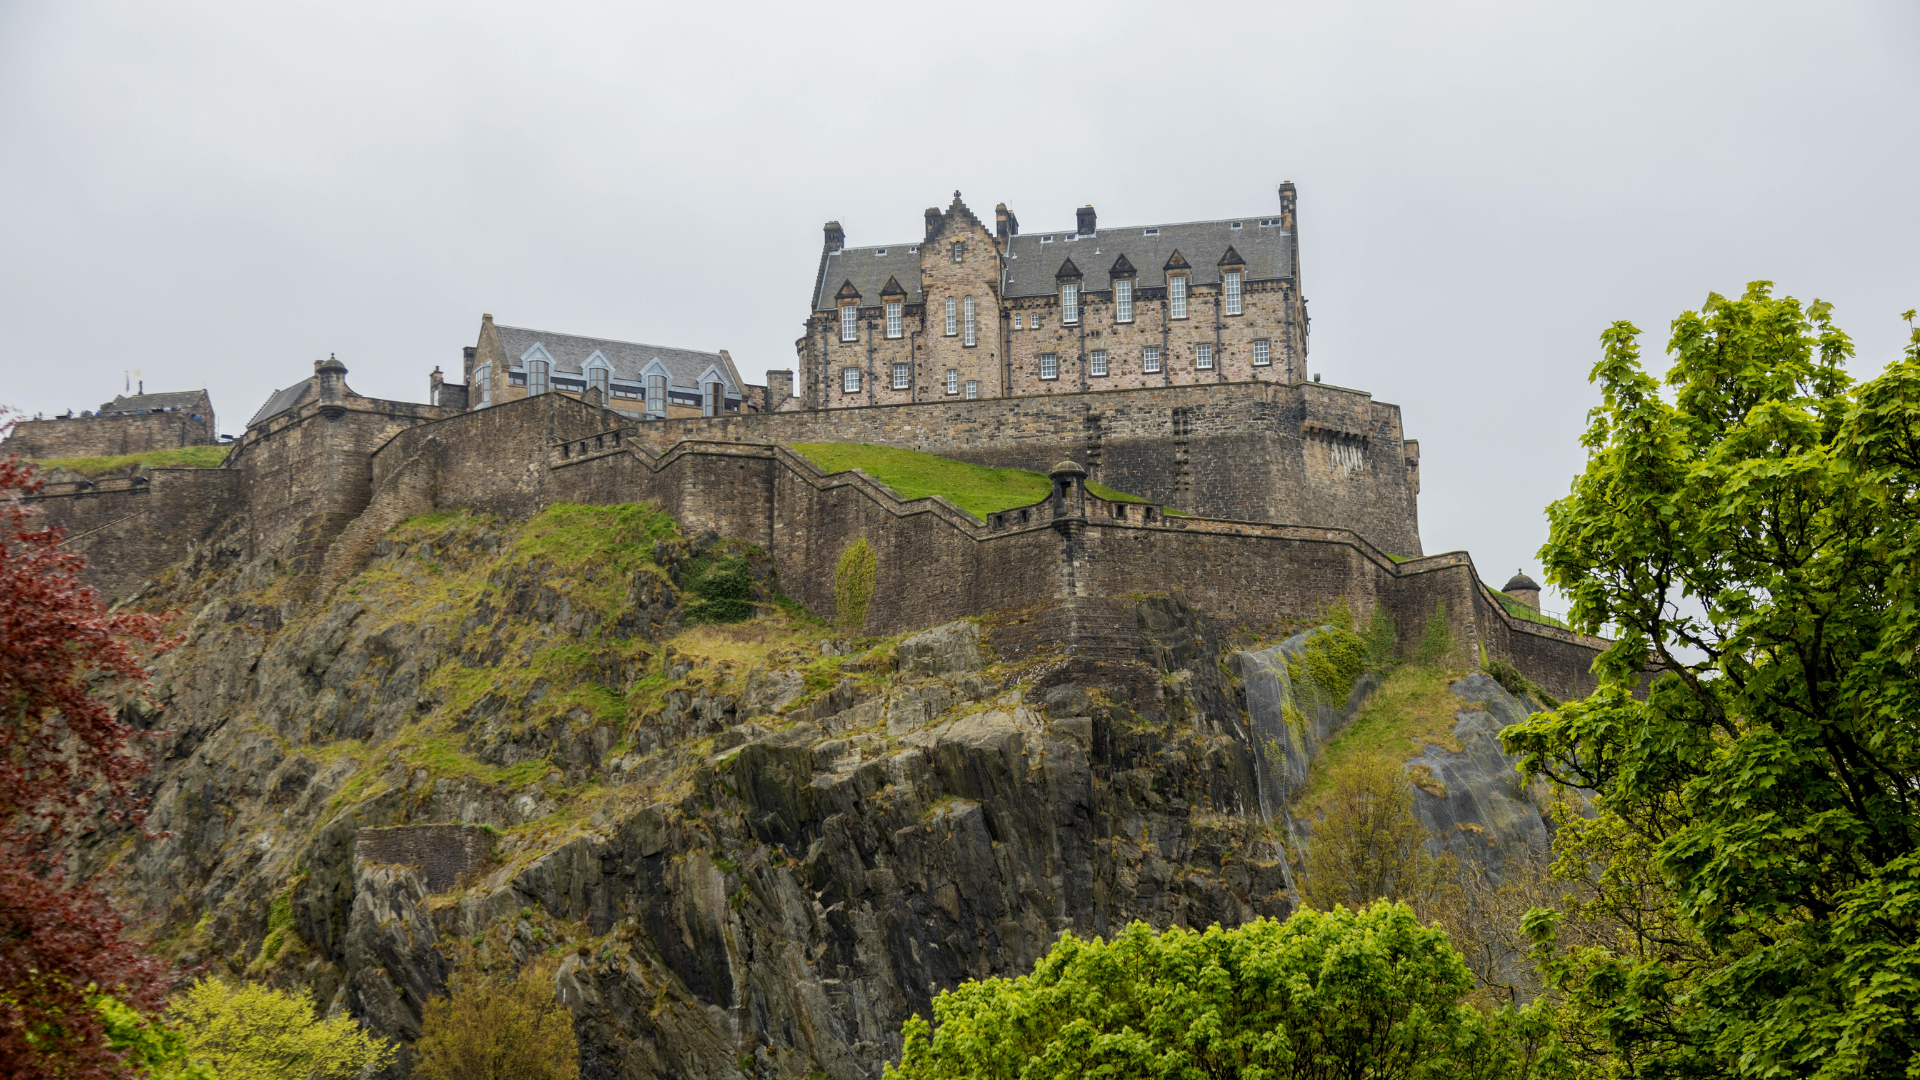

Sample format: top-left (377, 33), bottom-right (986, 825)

top-left (1169, 275), bottom-right (1188, 319)
top-left (841, 304), bottom-right (858, 342)
top-left (1013, 313), bottom-right (1022, 330)
top-left (588, 367), bottom-right (610, 396)
top-left (527, 359), bottom-right (551, 395)
top-left (1144, 346), bottom-right (1162, 373)
top-left (950, 241), bottom-right (965, 263)
top-left (886, 301), bottom-right (902, 338)
top-left (965, 380), bottom-right (979, 399)
top-left (1115, 279), bottom-right (1133, 323)
top-left (1061, 283), bottom-right (1079, 325)
top-left (964, 296), bottom-right (976, 346)
top-left (1090, 349), bottom-right (1108, 376)
top-left (892, 363), bottom-right (911, 390)
top-left (1254, 339), bottom-right (1271, 366)
top-left (646, 374), bottom-right (666, 414)
top-left (944, 298), bottom-right (957, 336)
top-left (1040, 353), bottom-right (1059, 380)
top-left (843, 368), bottom-right (862, 394)
top-left (1223, 271), bottom-right (1242, 316)
top-left (946, 369), bottom-right (959, 395)
top-left (1030, 314), bottom-right (1042, 330)
top-left (474, 364), bottom-right (491, 406)
top-left (1197, 344), bottom-right (1214, 370)
top-left (703, 382), bottom-right (721, 417)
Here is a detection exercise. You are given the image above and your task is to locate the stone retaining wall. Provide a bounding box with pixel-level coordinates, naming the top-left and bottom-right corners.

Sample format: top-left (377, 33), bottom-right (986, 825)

top-left (353, 825), bottom-right (494, 894)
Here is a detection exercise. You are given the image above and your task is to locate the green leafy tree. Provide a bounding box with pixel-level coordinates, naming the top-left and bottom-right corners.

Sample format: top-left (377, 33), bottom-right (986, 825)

top-left (1504, 285), bottom-right (1920, 1077)
top-left (94, 996), bottom-right (215, 1080)
top-left (1302, 759), bottom-right (1452, 913)
top-left (412, 961), bottom-right (579, 1080)
top-left (884, 903), bottom-right (1560, 1080)
top-left (171, 977), bottom-right (393, 1080)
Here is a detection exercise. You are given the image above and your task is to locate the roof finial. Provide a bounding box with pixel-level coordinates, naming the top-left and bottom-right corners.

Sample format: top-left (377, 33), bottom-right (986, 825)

top-left (954, 189), bottom-right (962, 199)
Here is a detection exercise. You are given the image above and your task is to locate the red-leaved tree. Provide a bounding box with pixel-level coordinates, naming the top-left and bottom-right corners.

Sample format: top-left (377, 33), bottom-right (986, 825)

top-left (1, 419), bottom-right (178, 1079)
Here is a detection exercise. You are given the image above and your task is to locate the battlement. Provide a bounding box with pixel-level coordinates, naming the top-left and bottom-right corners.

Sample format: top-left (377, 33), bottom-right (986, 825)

top-left (5, 389), bottom-right (216, 459)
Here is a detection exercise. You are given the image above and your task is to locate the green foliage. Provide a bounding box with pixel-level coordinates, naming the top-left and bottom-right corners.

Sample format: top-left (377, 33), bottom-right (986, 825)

top-left (1484, 656), bottom-right (1559, 710)
top-left (679, 551), bottom-right (755, 624)
top-left (259, 888), bottom-right (296, 964)
top-left (787, 442), bottom-right (1159, 519)
top-left (1303, 758), bottom-right (1452, 912)
top-left (1489, 589), bottom-right (1571, 630)
top-left (413, 962), bottom-right (580, 1080)
top-left (1365, 603), bottom-right (1397, 669)
top-left (1502, 284), bottom-right (1920, 1077)
top-left (1415, 601), bottom-right (1453, 666)
top-left (173, 977), bottom-right (394, 1079)
top-left (96, 996), bottom-right (217, 1080)
top-left (1297, 665), bottom-right (1468, 810)
top-left (34, 445), bottom-right (230, 475)
top-left (833, 536), bottom-right (876, 632)
top-left (884, 905), bottom-right (1561, 1080)
top-left (1286, 623), bottom-right (1370, 709)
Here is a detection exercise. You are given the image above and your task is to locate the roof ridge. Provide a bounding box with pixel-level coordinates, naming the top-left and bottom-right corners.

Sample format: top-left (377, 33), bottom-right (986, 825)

top-left (495, 324), bottom-right (721, 356)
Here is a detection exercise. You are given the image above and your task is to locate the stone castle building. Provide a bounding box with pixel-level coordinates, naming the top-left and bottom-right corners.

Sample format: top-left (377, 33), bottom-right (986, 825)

top-left (5, 388), bottom-right (216, 459)
top-left (458, 314), bottom-right (765, 418)
top-left (798, 186), bottom-right (1308, 409)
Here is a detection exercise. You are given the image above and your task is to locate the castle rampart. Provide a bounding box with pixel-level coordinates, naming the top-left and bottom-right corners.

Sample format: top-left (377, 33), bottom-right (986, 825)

top-left (6, 389), bottom-right (216, 459)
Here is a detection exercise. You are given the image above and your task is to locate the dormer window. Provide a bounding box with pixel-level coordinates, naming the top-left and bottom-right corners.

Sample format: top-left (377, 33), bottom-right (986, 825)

top-left (703, 381), bottom-right (721, 417)
top-left (646, 374), bottom-right (666, 415)
top-left (1039, 235), bottom-right (1053, 243)
top-left (945, 297), bottom-right (957, 336)
top-left (1061, 283), bottom-right (1079, 325)
top-left (963, 296), bottom-right (977, 346)
top-left (886, 301), bottom-right (902, 338)
top-left (1223, 271), bottom-right (1242, 316)
top-left (840, 304), bottom-right (858, 342)
top-left (527, 359), bottom-right (551, 395)
top-left (1115, 279), bottom-right (1133, 323)
top-left (1169, 275), bottom-right (1188, 319)
top-left (1230, 221), bottom-right (1243, 229)
top-left (588, 367), bottom-right (610, 396)
top-left (1143, 228), bottom-right (1159, 236)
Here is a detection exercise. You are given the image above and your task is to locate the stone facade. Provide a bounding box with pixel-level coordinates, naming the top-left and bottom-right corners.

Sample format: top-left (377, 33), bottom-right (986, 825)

top-left (5, 389), bottom-right (217, 459)
top-left (353, 825), bottom-right (494, 894)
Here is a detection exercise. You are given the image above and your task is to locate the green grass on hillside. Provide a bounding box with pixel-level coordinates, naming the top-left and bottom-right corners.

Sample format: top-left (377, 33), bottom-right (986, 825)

top-left (1297, 665), bottom-right (1473, 811)
top-left (32, 445), bottom-right (230, 475)
top-left (1489, 589), bottom-right (1570, 630)
top-left (786, 442), bottom-right (1165, 520)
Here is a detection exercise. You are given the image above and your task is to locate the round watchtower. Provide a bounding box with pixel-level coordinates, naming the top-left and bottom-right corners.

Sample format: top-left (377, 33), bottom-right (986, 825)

top-left (1502, 571), bottom-right (1541, 612)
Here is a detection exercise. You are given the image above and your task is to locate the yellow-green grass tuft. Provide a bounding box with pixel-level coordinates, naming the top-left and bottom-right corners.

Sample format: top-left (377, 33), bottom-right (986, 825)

top-left (786, 442), bottom-right (1165, 519)
top-left (32, 445), bottom-right (230, 475)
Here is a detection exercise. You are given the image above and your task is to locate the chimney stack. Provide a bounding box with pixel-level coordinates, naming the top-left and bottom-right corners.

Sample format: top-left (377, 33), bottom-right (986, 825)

top-left (1076, 204), bottom-right (1096, 236)
top-left (766, 369), bottom-right (793, 409)
top-left (823, 221), bottom-right (845, 252)
top-left (925, 207), bottom-right (942, 238)
top-left (995, 202), bottom-right (1019, 242)
top-left (1278, 181), bottom-right (1297, 231)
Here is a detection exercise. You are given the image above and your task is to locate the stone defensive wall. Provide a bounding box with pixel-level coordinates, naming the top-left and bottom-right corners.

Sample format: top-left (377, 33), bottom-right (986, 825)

top-left (627, 378), bottom-right (1424, 559)
top-left (353, 825), bottom-right (494, 894)
top-left (27, 468), bottom-right (245, 600)
top-left (7, 409), bottom-right (215, 460)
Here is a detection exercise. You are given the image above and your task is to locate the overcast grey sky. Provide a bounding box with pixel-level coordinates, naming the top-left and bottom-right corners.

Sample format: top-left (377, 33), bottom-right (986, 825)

top-left (3, 1), bottom-right (1916, 607)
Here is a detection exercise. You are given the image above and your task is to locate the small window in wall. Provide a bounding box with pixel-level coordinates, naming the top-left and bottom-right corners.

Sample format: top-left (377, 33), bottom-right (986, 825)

top-left (589, 367), bottom-right (610, 396)
top-left (1040, 353), bottom-right (1059, 380)
top-left (1115, 279), bottom-right (1132, 323)
top-left (1030, 314), bottom-right (1043, 331)
top-left (891, 363), bottom-right (911, 390)
top-left (1223, 271), bottom-right (1242, 316)
top-left (843, 368), bottom-right (862, 393)
top-left (965, 380), bottom-right (979, 399)
top-left (1090, 349), bottom-right (1108, 376)
top-left (1197, 343), bottom-right (1214, 370)
top-left (886, 301), bottom-right (902, 338)
top-left (527, 359), bottom-right (551, 395)
top-left (1061, 283), bottom-right (1079, 325)
top-left (1012, 313), bottom-right (1023, 330)
top-left (1254, 339), bottom-right (1272, 366)
top-left (945, 369), bottom-right (959, 395)
top-left (841, 304), bottom-right (858, 342)
top-left (646, 374), bottom-right (666, 414)
top-left (474, 364), bottom-right (491, 406)
top-left (1169, 275), bottom-right (1188, 319)
top-left (964, 296), bottom-right (976, 346)
top-left (944, 297), bottom-right (957, 336)
top-left (1143, 346), bottom-right (1162, 373)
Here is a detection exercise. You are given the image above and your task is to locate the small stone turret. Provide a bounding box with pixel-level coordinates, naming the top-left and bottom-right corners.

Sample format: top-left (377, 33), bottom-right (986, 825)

top-left (315, 354), bottom-right (348, 419)
top-left (1502, 571), bottom-right (1541, 611)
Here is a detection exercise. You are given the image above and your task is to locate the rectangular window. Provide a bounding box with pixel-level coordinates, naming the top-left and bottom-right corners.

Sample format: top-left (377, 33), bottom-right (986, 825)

top-left (1040, 353), bottom-right (1058, 380)
top-left (1197, 344), bottom-right (1214, 370)
top-left (646, 374), bottom-right (666, 414)
top-left (1029, 314), bottom-right (1042, 330)
top-left (703, 382), bottom-right (720, 417)
top-left (1115, 279), bottom-right (1132, 323)
top-left (1169, 276), bottom-right (1187, 319)
top-left (1254, 339), bottom-right (1271, 366)
top-left (886, 301), bottom-right (902, 338)
top-left (946, 369), bottom-right (959, 395)
top-left (891, 363), bottom-right (911, 389)
top-left (1061, 283), bottom-right (1079, 325)
top-left (965, 380), bottom-right (979, 399)
top-left (588, 367), bottom-right (610, 396)
top-left (1143, 346), bottom-right (1161, 373)
top-left (1223, 271), bottom-right (1242, 316)
top-left (964, 296), bottom-right (976, 346)
top-left (1090, 349), bottom-right (1108, 376)
top-left (528, 360), bottom-right (551, 395)
top-left (944, 298), bottom-right (957, 336)
top-left (841, 305), bottom-right (858, 342)
top-left (843, 368), bottom-right (861, 393)
top-left (475, 365), bottom-right (491, 406)
top-left (1013, 313), bottom-right (1023, 330)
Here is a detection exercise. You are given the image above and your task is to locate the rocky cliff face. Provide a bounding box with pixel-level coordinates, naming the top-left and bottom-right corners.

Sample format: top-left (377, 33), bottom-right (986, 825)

top-left (99, 505), bottom-right (1334, 1078)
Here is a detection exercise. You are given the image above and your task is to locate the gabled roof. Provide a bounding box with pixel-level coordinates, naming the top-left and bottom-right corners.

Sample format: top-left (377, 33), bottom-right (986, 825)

top-left (815, 243), bottom-right (924, 311)
top-left (492, 325), bottom-right (741, 394)
top-left (100, 390), bottom-right (209, 414)
top-left (1004, 216), bottom-right (1292, 298)
top-left (246, 383), bottom-right (313, 429)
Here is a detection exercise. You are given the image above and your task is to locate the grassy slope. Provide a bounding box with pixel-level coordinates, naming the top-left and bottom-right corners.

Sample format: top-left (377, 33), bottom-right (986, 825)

top-left (786, 442), bottom-right (1162, 519)
top-left (33, 445), bottom-right (230, 475)
top-left (1296, 664), bottom-right (1475, 810)
top-left (1488, 589), bottom-right (1570, 630)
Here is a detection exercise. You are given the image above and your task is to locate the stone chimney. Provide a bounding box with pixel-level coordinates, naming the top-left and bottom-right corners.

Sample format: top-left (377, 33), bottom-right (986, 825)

top-left (766, 369), bottom-right (793, 408)
top-left (429, 366), bottom-right (444, 398)
top-left (1075, 205), bottom-right (1096, 236)
top-left (1501, 571), bottom-right (1541, 612)
top-left (925, 207), bottom-right (942, 238)
top-left (823, 221), bottom-right (845, 252)
top-left (995, 202), bottom-right (1019, 243)
top-left (1278, 181), bottom-right (1297, 232)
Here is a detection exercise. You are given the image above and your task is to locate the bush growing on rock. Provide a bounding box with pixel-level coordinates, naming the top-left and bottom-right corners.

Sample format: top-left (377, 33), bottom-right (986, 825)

top-left (1302, 758), bottom-right (1452, 913)
top-left (170, 977), bottom-right (392, 1079)
top-left (412, 960), bottom-right (579, 1080)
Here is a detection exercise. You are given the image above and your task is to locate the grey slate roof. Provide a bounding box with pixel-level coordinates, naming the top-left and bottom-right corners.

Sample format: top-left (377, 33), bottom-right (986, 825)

top-left (246, 384), bottom-right (312, 429)
top-left (493, 325), bottom-right (743, 396)
top-left (814, 245), bottom-right (925, 311)
top-left (1003, 218), bottom-right (1292, 298)
top-left (100, 390), bottom-right (208, 414)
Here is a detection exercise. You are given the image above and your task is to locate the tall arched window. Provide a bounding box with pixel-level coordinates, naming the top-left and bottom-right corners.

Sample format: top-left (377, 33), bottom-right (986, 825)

top-left (963, 296), bottom-right (976, 346)
top-left (944, 297), bottom-right (957, 336)
top-left (646, 374), bottom-right (666, 415)
top-left (527, 359), bottom-right (551, 395)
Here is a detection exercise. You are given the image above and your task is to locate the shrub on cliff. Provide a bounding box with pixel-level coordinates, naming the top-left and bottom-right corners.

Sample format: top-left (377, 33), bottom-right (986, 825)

top-left (1302, 758), bottom-right (1452, 913)
top-left (169, 977), bottom-right (392, 1079)
top-left (885, 904), bottom-right (1562, 1080)
top-left (0, 441), bottom-right (178, 1076)
top-left (413, 961), bottom-right (579, 1080)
